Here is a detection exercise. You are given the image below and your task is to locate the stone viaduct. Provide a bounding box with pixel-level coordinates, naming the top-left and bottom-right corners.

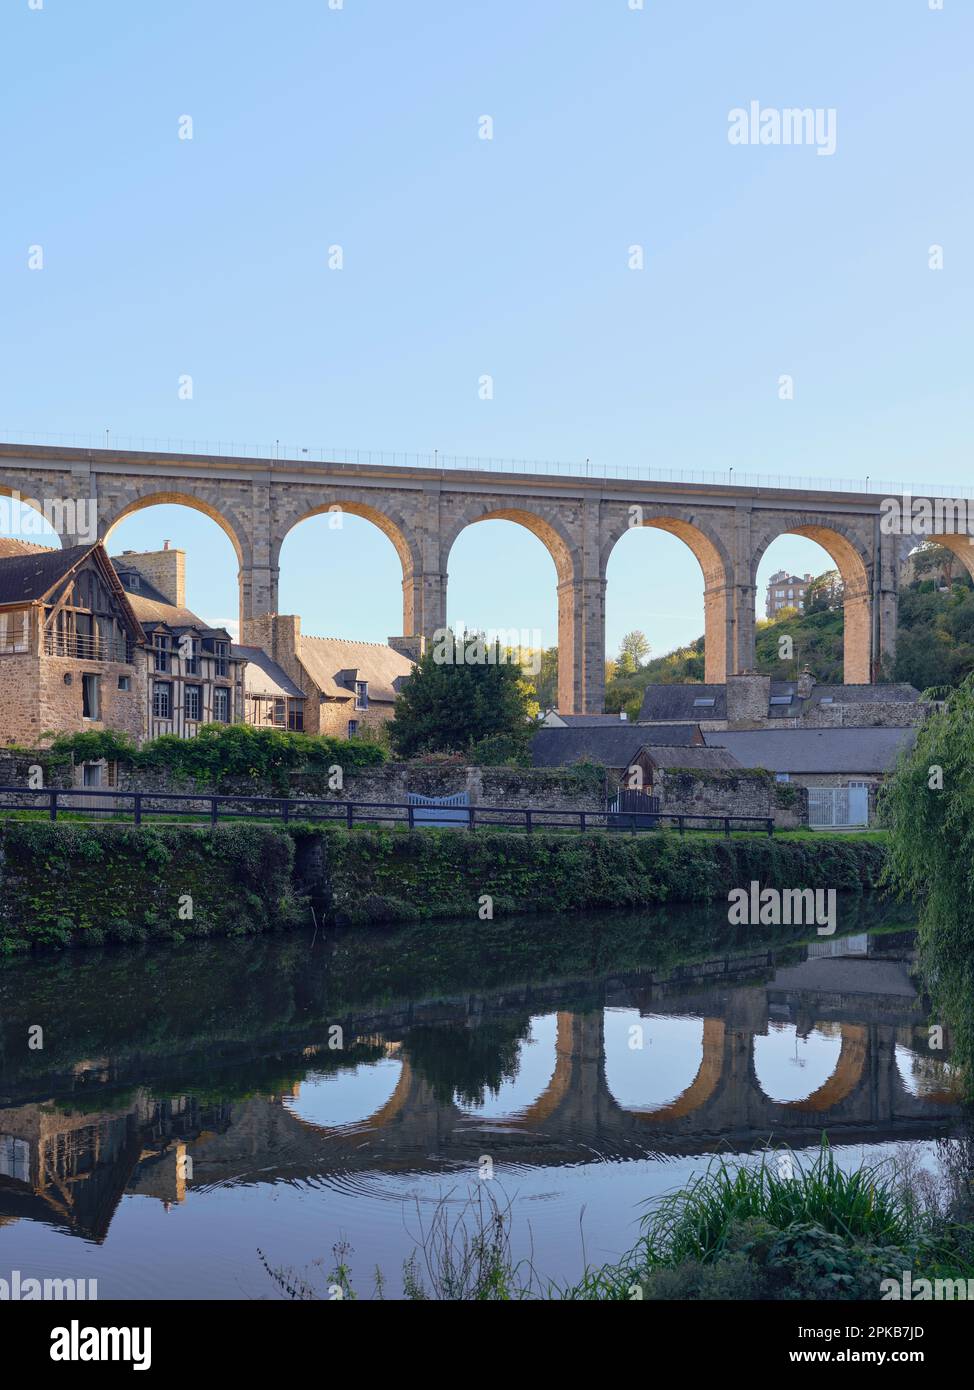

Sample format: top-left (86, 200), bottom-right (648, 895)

top-left (3, 441), bottom-right (972, 713)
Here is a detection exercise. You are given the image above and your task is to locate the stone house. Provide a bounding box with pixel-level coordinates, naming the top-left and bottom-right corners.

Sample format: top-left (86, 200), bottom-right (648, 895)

top-left (232, 643), bottom-right (308, 732)
top-left (703, 726), bottom-right (918, 825)
top-left (111, 548), bottom-right (246, 739)
top-left (0, 537), bottom-right (145, 747)
top-left (241, 614), bottom-right (414, 738)
top-left (638, 672), bottom-right (926, 731)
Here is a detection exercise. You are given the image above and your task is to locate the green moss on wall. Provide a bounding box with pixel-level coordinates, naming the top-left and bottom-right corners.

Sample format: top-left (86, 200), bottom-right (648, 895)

top-left (0, 822), bottom-right (302, 950)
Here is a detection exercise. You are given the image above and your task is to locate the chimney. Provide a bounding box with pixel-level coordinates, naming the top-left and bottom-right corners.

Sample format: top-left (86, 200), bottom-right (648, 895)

top-left (797, 667), bottom-right (816, 699)
top-left (111, 547), bottom-right (185, 607)
top-left (726, 672), bottom-right (771, 725)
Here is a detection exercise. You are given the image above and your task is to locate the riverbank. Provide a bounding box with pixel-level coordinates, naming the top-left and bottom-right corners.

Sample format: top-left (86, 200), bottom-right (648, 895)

top-left (0, 820), bottom-right (888, 950)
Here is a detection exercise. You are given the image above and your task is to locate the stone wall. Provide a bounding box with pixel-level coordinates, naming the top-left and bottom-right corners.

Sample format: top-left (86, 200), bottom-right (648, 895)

top-left (0, 652), bottom-right (146, 748)
top-left (655, 767), bottom-right (807, 829)
top-left (0, 751), bottom-right (608, 820)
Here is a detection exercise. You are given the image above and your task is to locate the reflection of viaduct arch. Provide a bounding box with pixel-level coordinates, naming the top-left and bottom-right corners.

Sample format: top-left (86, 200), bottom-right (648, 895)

top-left (513, 1013), bottom-right (576, 1126)
top-left (624, 1018), bottom-right (727, 1122)
top-left (751, 517), bottom-right (873, 684)
top-left (601, 512), bottom-right (733, 684)
top-left (767, 1024), bottom-right (869, 1112)
top-left (285, 1053), bottom-right (415, 1138)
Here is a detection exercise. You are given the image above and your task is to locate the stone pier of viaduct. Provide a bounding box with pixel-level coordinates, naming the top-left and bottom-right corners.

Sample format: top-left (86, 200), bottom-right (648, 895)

top-left (3, 441), bottom-right (971, 713)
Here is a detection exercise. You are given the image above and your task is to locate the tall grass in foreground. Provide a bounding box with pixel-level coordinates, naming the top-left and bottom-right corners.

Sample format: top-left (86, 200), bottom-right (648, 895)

top-left (260, 1141), bottom-right (974, 1301)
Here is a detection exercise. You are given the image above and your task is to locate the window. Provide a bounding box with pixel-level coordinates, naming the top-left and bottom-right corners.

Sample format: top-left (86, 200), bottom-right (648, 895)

top-left (347, 719), bottom-right (358, 737)
top-left (355, 681), bottom-right (369, 710)
top-left (288, 705), bottom-right (304, 732)
top-left (82, 673), bottom-right (100, 720)
top-left (83, 762), bottom-right (103, 789)
top-left (153, 682), bottom-right (172, 719)
top-left (184, 685), bottom-right (203, 721)
top-left (154, 635), bottom-right (171, 672)
top-left (692, 697), bottom-right (716, 708)
top-left (769, 696), bottom-right (792, 706)
top-left (0, 610), bottom-right (29, 653)
top-left (271, 698), bottom-right (286, 727)
top-left (184, 638), bottom-right (200, 675)
top-left (775, 773), bottom-right (791, 783)
top-left (118, 674), bottom-right (131, 691)
top-left (213, 641), bottom-right (229, 678)
top-left (213, 687), bottom-right (230, 723)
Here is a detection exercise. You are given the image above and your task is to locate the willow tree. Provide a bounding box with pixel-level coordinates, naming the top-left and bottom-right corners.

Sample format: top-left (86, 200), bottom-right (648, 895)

top-left (881, 673), bottom-right (974, 1089)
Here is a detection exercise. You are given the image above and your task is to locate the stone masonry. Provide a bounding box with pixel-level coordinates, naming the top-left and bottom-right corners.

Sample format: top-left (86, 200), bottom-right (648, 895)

top-left (4, 442), bottom-right (972, 715)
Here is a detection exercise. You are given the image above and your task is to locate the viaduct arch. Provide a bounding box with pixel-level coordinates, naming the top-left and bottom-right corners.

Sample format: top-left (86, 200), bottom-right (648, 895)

top-left (0, 441), bottom-right (955, 712)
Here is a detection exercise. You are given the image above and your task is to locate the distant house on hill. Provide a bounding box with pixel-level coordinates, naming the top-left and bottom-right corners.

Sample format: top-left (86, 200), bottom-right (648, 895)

top-left (0, 537), bottom-right (145, 746)
top-left (241, 614), bottom-right (414, 737)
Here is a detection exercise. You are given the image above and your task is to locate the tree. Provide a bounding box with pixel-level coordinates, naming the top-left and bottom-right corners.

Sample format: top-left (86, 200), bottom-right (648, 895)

top-left (387, 637), bottom-right (539, 758)
top-left (881, 673), bottom-right (974, 1094)
top-left (618, 630), bottom-right (651, 669)
top-left (805, 569), bottom-right (844, 614)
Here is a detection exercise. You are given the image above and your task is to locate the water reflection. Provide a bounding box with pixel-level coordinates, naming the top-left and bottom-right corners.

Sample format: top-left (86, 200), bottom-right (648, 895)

top-left (0, 895), bottom-right (967, 1295)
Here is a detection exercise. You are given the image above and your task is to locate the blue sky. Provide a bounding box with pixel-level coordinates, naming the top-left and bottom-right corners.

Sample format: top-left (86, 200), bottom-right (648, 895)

top-left (2, 0), bottom-right (970, 658)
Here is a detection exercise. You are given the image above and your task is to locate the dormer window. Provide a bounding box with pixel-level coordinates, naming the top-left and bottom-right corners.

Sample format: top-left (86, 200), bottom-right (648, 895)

top-left (355, 681), bottom-right (369, 710)
top-left (692, 697), bottom-right (715, 708)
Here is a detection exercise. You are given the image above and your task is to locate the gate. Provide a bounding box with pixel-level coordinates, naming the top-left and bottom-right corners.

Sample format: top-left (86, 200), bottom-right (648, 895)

top-left (406, 790), bottom-right (470, 827)
top-left (606, 788), bottom-right (661, 831)
top-left (808, 786), bottom-right (869, 828)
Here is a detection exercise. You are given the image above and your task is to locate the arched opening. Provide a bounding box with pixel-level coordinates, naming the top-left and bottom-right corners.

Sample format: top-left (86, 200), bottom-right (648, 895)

top-left (0, 489), bottom-right (64, 551)
top-left (754, 523), bottom-right (872, 685)
top-left (277, 504), bottom-right (410, 642)
top-left (105, 503), bottom-right (240, 638)
top-left (445, 512), bottom-right (571, 710)
top-left (603, 517), bottom-right (729, 707)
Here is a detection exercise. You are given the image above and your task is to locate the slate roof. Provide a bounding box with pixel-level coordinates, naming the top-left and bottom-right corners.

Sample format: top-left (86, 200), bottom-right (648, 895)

top-left (0, 543), bottom-right (95, 605)
top-left (638, 684), bottom-right (727, 720)
top-left (531, 723), bottom-right (702, 768)
top-left (645, 746), bottom-right (742, 772)
top-left (703, 727), bottom-right (918, 774)
top-left (550, 713), bottom-right (636, 727)
top-left (232, 644), bottom-right (306, 700)
top-left (297, 635), bottom-right (414, 704)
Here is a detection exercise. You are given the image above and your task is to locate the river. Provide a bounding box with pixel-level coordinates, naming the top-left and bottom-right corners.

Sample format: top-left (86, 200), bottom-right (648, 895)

top-left (0, 895), bottom-right (964, 1299)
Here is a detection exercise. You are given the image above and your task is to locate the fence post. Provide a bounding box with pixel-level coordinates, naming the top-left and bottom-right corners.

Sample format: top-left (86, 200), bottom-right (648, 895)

top-left (408, 803), bottom-right (415, 830)
top-left (134, 792), bottom-right (142, 826)
top-left (580, 811), bottom-right (587, 833)
top-left (49, 789), bottom-right (57, 822)
top-left (525, 809), bottom-right (532, 834)
top-left (723, 816), bottom-right (730, 838)
top-left (282, 799), bottom-right (290, 825)
top-left (767, 818), bottom-right (774, 838)
top-left (346, 802), bottom-right (354, 829)
top-left (210, 797), bottom-right (218, 827)
top-left (678, 815), bottom-right (685, 836)
top-left (469, 806), bottom-right (476, 832)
